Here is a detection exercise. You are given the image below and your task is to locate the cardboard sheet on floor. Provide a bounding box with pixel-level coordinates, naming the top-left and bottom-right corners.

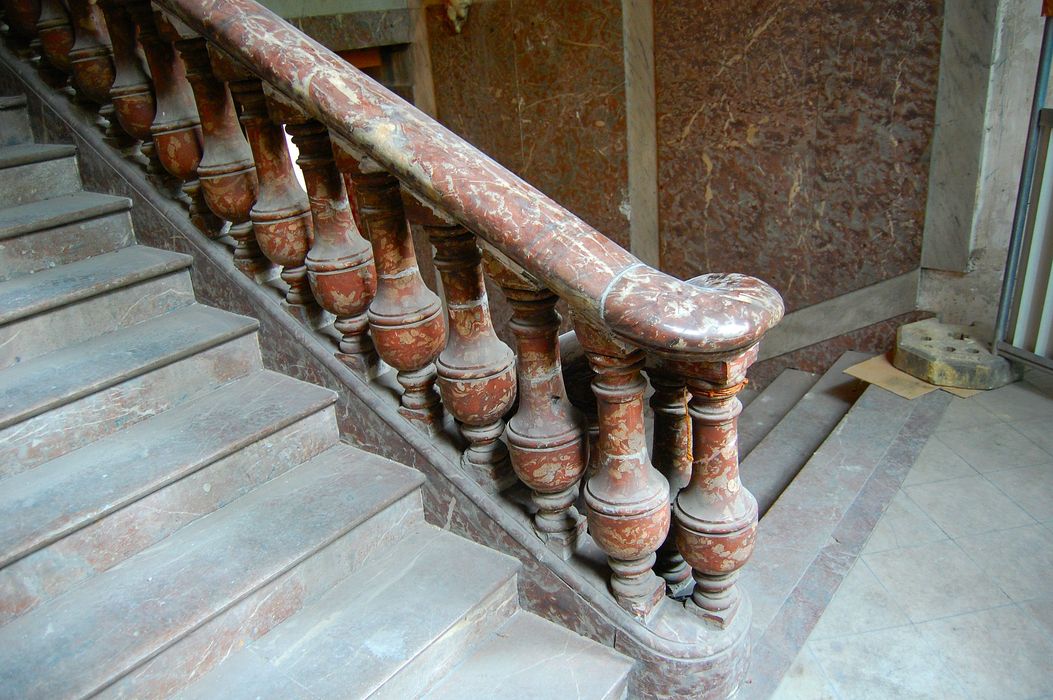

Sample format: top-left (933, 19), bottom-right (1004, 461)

top-left (843, 353), bottom-right (939, 400)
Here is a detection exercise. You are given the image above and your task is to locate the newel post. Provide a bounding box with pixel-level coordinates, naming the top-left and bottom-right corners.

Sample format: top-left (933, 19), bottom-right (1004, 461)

top-left (338, 148), bottom-right (446, 432)
top-left (576, 320), bottom-right (670, 617)
top-left (670, 346), bottom-right (759, 627)
top-left (489, 257), bottom-right (588, 557)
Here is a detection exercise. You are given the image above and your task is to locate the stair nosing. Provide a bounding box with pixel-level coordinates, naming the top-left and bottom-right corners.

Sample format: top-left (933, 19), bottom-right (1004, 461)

top-left (0, 371), bottom-right (338, 569)
top-left (0, 304), bottom-right (260, 430)
top-left (43, 444), bottom-right (424, 700)
top-left (0, 95), bottom-right (28, 110)
top-left (0, 142), bottom-right (77, 169)
top-left (0, 245), bottom-right (193, 326)
top-left (0, 192), bottom-right (132, 240)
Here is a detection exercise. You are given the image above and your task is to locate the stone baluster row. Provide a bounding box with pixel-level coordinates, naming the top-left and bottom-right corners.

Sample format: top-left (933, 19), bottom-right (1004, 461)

top-left (4, 6), bottom-right (770, 627)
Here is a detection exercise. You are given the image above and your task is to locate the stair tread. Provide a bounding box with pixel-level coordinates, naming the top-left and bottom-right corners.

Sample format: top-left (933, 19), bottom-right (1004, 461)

top-left (742, 352), bottom-right (869, 517)
top-left (740, 368), bottom-right (820, 459)
top-left (0, 192), bottom-right (131, 240)
top-left (0, 95), bottom-right (27, 110)
top-left (178, 525), bottom-right (522, 700)
top-left (0, 370), bottom-right (334, 569)
top-left (0, 442), bottom-right (424, 700)
top-left (423, 611), bottom-right (633, 700)
top-left (0, 245), bottom-right (192, 326)
top-left (0, 141), bottom-right (76, 169)
top-left (0, 303), bottom-right (258, 431)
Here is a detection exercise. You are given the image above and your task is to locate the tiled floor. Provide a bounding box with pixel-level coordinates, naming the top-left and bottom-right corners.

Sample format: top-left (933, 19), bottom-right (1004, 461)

top-left (773, 370), bottom-right (1053, 700)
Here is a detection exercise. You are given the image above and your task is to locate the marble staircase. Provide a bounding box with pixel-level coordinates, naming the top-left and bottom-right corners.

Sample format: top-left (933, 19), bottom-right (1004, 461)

top-left (0, 97), bottom-right (632, 699)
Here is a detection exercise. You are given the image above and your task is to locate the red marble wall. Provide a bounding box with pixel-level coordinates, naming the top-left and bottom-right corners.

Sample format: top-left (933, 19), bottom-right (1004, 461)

top-left (426, 0), bottom-right (630, 249)
top-left (655, 0), bottom-right (943, 313)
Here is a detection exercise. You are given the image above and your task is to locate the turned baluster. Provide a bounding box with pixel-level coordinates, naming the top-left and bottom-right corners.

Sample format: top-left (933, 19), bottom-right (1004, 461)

top-left (168, 20), bottom-right (266, 276)
top-left (490, 258), bottom-right (588, 558)
top-left (98, 0), bottom-right (156, 166)
top-left (210, 53), bottom-right (312, 305)
top-left (338, 148), bottom-right (446, 431)
top-left (36, 0), bottom-right (73, 76)
top-left (670, 346), bottom-right (759, 627)
top-left (647, 369), bottom-right (694, 597)
top-left (419, 217), bottom-right (517, 488)
top-left (577, 321), bottom-right (670, 617)
top-left (65, 0), bottom-right (113, 105)
top-left (283, 118), bottom-right (378, 369)
top-left (128, 3), bottom-right (219, 236)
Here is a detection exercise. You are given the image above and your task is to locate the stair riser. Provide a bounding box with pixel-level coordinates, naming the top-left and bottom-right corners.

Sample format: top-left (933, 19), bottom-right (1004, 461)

top-left (0, 332), bottom-right (262, 477)
top-left (0, 270), bottom-right (195, 370)
top-left (0, 212), bottom-right (135, 282)
top-left (0, 407), bottom-right (340, 626)
top-left (95, 490), bottom-right (425, 700)
top-left (0, 107), bottom-right (32, 146)
top-left (373, 577), bottom-right (520, 700)
top-left (0, 156), bottom-right (80, 208)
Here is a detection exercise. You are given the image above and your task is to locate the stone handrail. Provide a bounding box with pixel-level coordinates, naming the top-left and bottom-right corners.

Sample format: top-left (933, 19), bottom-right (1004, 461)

top-left (152, 0), bottom-right (784, 360)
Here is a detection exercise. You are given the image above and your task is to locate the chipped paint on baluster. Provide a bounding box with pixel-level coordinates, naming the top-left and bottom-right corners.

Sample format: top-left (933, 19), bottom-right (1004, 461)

top-left (37, 0), bottom-right (74, 74)
top-left (99, 1), bottom-right (155, 141)
top-left (66, 0), bottom-right (114, 105)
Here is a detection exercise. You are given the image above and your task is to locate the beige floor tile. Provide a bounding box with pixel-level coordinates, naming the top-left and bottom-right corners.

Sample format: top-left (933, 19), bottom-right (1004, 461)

top-left (811, 625), bottom-right (970, 700)
top-left (905, 475), bottom-right (1035, 538)
top-left (864, 540), bottom-right (1010, 622)
top-left (771, 645), bottom-right (839, 700)
top-left (1013, 417), bottom-right (1053, 458)
top-left (937, 422), bottom-right (1051, 473)
top-left (917, 605), bottom-right (1053, 700)
top-left (986, 462), bottom-right (1053, 523)
top-left (902, 436), bottom-right (979, 486)
top-left (972, 381), bottom-right (1053, 423)
top-left (1021, 595), bottom-right (1053, 639)
top-left (938, 396), bottom-right (999, 432)
top-left (957, 524), bottom-right (1053, 602)
top-left (862, 490), bottom-right (948, 554)
top-left (810, 560), bottom-right (910, 640)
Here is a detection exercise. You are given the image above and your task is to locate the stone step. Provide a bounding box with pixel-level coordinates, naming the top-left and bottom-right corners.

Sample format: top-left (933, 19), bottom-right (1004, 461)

top-left (0, 370), bottom-right (338, 624)
top-left (742, 352), bottom-right (869, 518)
top-left (0, 306), bottom-right (259, 473)
top-left (0, 193), bottom-right (134, 281)
top-left (0, 95), bottom-right (31, 146)
top-left (422, 610), bottom-right (633, 700)
top-left (175, 525), bottom-right (522, 700)
top-left (739, 368), bottom-right (819, 460)
top-left (0, 442), bottom-right (425, 700)
top-left (0, 142), bottom-right (80, 207)
top-left (0, 245), bottom-right (195, 370)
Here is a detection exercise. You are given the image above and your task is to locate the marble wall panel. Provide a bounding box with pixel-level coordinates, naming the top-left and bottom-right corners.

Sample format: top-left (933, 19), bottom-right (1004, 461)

top-left (656, 0), bottom-right (942, 313)
top-left (426, 0), bottom-right (630, 249)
